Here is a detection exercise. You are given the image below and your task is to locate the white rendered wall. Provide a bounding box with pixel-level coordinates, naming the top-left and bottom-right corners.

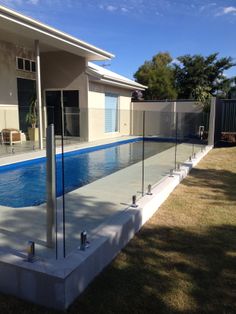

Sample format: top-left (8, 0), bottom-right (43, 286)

top-left (40, 51), bottom-right (88, 140)
top-left (0, 40), bottom-right (35, 131)
top-left (88, 81), bottom-right (132, 141)
top-left (0, 105), bottom-right (19, 130)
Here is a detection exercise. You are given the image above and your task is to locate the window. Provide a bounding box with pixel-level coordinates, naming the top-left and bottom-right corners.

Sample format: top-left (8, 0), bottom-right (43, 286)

top-left (105, 93), bottom-right (118, 133)
top-left (63, 90), bottom-right (79, 108)
top-left (16, 57), bottom-right (36, 73)
top-left (24, 59), bottom-right (31, 71)
top-left (31, 61), bottom-right (36, 72)
top-left (45, 90), bottom-right (80, 137)
top-left (17, 58), bottom-right (24, 70)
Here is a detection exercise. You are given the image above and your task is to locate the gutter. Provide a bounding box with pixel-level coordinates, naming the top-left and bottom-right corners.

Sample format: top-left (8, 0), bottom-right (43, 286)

top-left (100, 78), bottom-right (146, 91)
top-left (86, 69), bottom-right (147, 91)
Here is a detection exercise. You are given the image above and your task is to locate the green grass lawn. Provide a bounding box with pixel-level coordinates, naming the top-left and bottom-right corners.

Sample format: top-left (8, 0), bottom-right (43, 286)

top-left (1, 146), bottom-right (236, 313)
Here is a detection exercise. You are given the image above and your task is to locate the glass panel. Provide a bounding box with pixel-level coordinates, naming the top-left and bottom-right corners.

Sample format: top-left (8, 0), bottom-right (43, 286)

top-left (63, 108), bottom-right (144, 255)
top-left (0, 108), bottom-right (57, 259)
top-left (64, 107), bottom-right (80, 137)
top-left (63, 90), bottom-right (80, 137)
top-left (45, 90), bottom-right (62, 136)
top-left (144, 110), bottom-right (176, 193)
top-left (176, 111), bottom-right (209, 166)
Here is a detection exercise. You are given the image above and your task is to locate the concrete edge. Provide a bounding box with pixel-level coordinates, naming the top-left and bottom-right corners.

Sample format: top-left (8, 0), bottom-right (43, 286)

top-left (63, 145), bottom-right (212, 308)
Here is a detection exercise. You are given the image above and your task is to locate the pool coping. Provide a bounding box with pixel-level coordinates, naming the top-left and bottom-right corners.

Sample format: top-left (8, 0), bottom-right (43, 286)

top-left (0, 136), bottom-right (141, 168)
top-left (0, 136), bottom-right (204, 169)
top-left (0, 137), bottom-right (175, 209)
top-left (0, 145), bottom-right (212, 310)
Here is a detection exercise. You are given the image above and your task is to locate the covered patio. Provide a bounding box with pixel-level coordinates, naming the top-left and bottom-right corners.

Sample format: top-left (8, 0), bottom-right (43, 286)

top-left (0, 5), bottom-right (113, 150)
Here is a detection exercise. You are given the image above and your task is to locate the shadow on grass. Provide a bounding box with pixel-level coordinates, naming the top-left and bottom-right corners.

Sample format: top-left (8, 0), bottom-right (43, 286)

top-left (72, 224), bottom-right (236, 314)
top-left (181, 167), bottom-right (236, 203)
top-left (0, 225), bottom-right (235, 314)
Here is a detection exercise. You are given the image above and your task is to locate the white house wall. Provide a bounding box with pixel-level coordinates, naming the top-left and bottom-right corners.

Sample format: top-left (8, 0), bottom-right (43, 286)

top-left (0, 105), bottom-right (19, 130)
top-left (88, 81), bottom-right (131, 141)
top-left (40, 51), bottom-right (88, 140)
top-left (0, 41), bottom-right (90, 138)
top-left (0, 40), bottom-right (35, 131)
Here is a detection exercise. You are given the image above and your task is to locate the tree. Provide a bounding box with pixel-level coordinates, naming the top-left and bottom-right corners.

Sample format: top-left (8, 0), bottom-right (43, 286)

top-left (134, 52), bottom-right (177, 100)
top-left (228, 77), bottom-right (236, 99)
top-left (174, 53), bottom-right (235, 99)
top-left (192, 85), bottom-right (212, 112)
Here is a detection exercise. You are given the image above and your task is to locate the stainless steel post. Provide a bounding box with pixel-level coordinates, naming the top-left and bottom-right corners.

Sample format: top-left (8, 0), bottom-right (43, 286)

top-left (35, 40), bottom-right (43, 150)
top-left (131, 195), bottom-right (138, 208)
top-left (147, 184), bottom-right (152, 195)
top-left (46, 124), bottom-right (56, 248)
top-left (208, 97), bottom-right (216, 146)
top-left (141, 111), bottom-right (145, 196)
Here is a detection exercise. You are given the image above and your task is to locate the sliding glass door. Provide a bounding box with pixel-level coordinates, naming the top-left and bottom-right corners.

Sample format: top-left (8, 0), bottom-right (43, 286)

top-left (45, 90), bottom-right (80, 136)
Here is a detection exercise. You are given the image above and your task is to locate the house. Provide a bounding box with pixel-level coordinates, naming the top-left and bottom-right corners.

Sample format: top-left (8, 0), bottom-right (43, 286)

top-left (0, 5), bottom-right (146, 148)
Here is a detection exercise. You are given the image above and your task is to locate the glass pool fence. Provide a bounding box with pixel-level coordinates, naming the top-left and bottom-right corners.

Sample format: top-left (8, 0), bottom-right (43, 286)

top-left (0, 108), bottom-right (210, 260)
top-left (57, 108), bottom-right (210, 257)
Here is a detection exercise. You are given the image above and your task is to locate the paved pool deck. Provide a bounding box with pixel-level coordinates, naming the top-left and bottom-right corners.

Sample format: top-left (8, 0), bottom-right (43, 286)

top-left (0, 140), bottom-right (204, 260)
top-left (0, 137), bottom-right (85, 158)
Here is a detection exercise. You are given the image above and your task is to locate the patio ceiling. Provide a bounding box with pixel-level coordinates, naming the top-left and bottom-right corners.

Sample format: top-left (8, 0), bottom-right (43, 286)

top-left (0, 5), bottom-right (114, 60)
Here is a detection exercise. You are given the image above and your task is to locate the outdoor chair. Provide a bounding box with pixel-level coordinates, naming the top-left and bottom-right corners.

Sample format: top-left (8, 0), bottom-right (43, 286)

top-left (1, 128), bottom-right (22, 145)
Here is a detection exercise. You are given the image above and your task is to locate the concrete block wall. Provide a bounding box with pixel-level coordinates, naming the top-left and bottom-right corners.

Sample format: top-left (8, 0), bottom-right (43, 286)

top-left (131, 100), bottom-right (204, 138)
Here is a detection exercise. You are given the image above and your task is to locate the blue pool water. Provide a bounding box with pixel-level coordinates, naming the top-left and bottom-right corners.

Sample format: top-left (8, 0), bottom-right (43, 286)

top-left (0, 139), bottom-right (173, 208)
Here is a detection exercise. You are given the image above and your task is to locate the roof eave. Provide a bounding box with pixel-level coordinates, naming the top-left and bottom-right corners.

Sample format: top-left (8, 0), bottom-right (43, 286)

top-left (87, 68), bottom-right (147, 90)
top-left (100, 78), bottom-right (146, 90)
top-left (0, 5), bottom-right (114, 60)
top-left (102, 74), bottom-right (147, 89)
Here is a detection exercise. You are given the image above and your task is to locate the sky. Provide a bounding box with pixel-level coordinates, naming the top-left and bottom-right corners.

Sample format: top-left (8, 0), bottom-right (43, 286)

top-left (0, 0), bottom-right (236, 80)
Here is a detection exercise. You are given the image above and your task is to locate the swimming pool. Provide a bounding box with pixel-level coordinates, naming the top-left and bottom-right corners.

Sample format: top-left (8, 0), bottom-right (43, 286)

top-left (0, 139), bottom-right (174, 208)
